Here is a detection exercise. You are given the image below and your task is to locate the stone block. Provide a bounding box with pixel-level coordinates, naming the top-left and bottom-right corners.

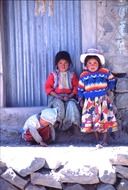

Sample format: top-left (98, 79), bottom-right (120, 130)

top-left (1, 168), bottom-right (28, 189)
top-left (98, 161), bottom-right (116, 185)
top-left (17, 157), bottom-right (46, 177)
top-left (116, 78), bottom-right (128, 91)
top-left (117, 179), bottom-right (128, 190)
top-left (0, 161), bottom-right (7, 175)
top-left (64, 184), bottom-right (85, 190)
top-left (31, 172), bottom-right (62, 189)
top-left (97, 184), bottom-right (116, 190)
top-left (116, 93), bottom-right (128, 109)
top-left (25, 183), bottom-right (46, 190)
top-left (115, 165), bottom-right (128, 179)
top-left (110, 154), bottom-right (128, 166)
top-left (107, 56), bottom-right (128, 73)
top-left (59, 162), bottom-right (99, 184)
top-left (0, 177), bottom-right (19, 190)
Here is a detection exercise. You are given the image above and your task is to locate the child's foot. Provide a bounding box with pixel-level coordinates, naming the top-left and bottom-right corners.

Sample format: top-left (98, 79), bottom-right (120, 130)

top-left (102, 132), bottom-right (108, 146)
top-left (39, 141), bottom-right (48, 147)
top-left (96, 144), bottom-right (103, 149)
top-left (101, 142), bottom-right (108, 147)
top-left (54, 121), bottom-right (62, 130)
top-left (62, 121), bottom-right (72, 131)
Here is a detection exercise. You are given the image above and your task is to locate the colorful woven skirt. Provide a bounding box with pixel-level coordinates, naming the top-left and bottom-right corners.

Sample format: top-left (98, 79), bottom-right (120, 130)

top-left (81, 95), bottom-right (118, 133)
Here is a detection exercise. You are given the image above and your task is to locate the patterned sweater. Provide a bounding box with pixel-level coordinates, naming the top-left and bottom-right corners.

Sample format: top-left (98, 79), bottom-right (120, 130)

top-left (78, 68), bottom-right (116, 99)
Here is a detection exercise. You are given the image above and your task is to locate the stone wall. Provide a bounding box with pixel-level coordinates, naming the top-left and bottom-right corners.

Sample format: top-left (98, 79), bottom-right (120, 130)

top-left (97, 0), bottom-right (128, 137)
top-left (97, 0), bottom-right (128, 73)
top-left (115, 74), bottom-right (128, 136)
top-left (0, 147), bottom-right (128, 190)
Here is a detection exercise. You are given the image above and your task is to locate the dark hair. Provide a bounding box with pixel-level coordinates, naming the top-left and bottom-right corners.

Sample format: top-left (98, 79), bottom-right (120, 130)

top-left (84, 55), bottom-right (102, 69)
top-left (55, 51), bottom-right (72, 65)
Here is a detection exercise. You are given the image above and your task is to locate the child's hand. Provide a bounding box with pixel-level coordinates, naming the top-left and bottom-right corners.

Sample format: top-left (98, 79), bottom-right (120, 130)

top-left (50, 92), bottom-right (63, 100)
top-left (108, 90), bottom-right (114, 96)
top-left (39, 141), bottom-right (48, 147)
top-left (58, 95), bottom-right (65, 101)
top-left (79, 99), bottom-right (84, 108)
top-left (63, 95), bottom-right (70, 101)
top-left (108, 90), bottom-right (114, 101)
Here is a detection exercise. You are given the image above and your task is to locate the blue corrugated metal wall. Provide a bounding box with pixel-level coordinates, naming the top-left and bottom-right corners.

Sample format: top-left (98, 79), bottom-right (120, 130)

top-left (3, 0), bottom-right (82, 107)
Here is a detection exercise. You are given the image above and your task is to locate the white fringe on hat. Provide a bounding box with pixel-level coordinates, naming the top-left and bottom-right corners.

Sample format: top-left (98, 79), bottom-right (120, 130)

top-left (40, 108), bottom-right (58, 125)
top-left (80, 48), bottom-right (105, 65)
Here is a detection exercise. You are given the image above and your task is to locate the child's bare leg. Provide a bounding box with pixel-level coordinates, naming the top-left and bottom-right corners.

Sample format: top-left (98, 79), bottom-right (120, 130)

top-left (94, 132), bottom-right (99, 144)
top-left (102, 132), bottom-right (108, 145)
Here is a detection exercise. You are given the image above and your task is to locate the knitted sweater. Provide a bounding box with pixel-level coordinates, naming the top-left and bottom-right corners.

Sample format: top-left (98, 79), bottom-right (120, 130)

top-left (45, 70), bottom-right (78, 95)
top-left (78, 68), bottom-right (116, 99)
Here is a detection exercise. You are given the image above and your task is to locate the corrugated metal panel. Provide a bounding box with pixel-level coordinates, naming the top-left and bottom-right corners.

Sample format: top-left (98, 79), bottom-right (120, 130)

top-left (3, 0), bottom-right (82, 107)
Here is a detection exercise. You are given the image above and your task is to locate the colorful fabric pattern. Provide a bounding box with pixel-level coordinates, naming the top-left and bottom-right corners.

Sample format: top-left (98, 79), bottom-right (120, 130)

top-left (78, 68), bottom-right (116, 99)
top-left (78, 67), bottom-right (118, 134)
top-left (81, 95), bottom-right (118, 133)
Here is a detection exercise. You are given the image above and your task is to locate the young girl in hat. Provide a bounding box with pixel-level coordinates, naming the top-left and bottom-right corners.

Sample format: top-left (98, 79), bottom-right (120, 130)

top-left (22, 108), bottom-right (57, 146)
top-left (78, 48), bottom-right (118, 146)
top-left (45, 51), bottom-right (80, 131)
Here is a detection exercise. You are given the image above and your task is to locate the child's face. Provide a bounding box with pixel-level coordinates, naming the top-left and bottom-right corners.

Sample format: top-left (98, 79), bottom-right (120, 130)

top-left (39, 118), bottom-right (50, 127)
top-left (57, 59), bottom-right (69, 72)
top-left (86, 58), bottom-right (99, 72)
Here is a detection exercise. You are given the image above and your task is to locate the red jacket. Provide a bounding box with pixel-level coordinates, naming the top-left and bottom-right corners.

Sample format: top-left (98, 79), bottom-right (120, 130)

top-left (45, 71), bottom-right (78, 95)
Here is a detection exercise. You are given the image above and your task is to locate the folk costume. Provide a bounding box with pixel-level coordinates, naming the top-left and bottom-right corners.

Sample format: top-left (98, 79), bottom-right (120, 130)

top-left (78, 49), bottom-right (118, 134)
top-left (45, 51), bottom-right (80, 131)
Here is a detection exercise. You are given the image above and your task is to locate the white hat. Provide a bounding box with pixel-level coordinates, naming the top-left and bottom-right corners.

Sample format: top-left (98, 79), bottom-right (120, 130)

top-left (40, 108), bottom-right (58, 125)
top-left (80, 48), bottom-right (105, 65)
